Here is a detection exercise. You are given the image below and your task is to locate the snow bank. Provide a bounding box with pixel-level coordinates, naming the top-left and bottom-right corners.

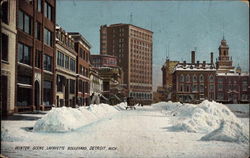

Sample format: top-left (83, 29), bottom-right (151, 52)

top-left (33, 104), bottom-right (118, 133)
top-left (1, 126), bottom-right (22, 142)
top-left (164, 100), bottom-right (249, 144)
top-left (201, 120), bottom-right (249, 144)
top-left (152, 101), bottom-right (182, 111)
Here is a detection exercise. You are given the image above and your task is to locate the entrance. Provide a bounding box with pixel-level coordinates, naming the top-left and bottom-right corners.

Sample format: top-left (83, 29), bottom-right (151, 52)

top-left (35, 81), bottom-right (40, 110)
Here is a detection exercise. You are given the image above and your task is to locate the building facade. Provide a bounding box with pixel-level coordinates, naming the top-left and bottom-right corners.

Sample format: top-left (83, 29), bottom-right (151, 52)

top-left (216, 72), bottom-right (249, 103)
top-left (1, 0), bottom-right (17, 116)
top-left (161, 59), bottom-right (179, 90)
top-left (16, 0), bottom-right (56, 112)
top-left (69, 32), bottom-right (91, 106)
top-left (100, 24), bottom-right (153, 104)
top-left (173, 51), bottom-right (216, 103)
top-left (89, 67), bottom-right (103, 95)
top-left (55, 25), bottom-right (77, 107)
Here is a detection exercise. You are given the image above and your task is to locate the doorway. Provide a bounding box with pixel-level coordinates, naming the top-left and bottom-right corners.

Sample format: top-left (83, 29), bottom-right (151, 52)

top-left (34, 81), bottom-right (40, 110)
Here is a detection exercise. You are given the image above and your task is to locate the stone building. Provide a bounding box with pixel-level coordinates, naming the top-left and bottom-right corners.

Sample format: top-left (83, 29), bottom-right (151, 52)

top-left (55, 25), bottom-right (77, 107)
top-left (172, 51), bottom-right (216, 103)
top-left (1, 0), bottom-right (16, 116)
top-left (100, 24), bottom-right (153, 104)
top-left (16, 0), bottom-right (56, 112)
top-left (89, 66), bottom-right (103, 95)
top-left (161, 59), bottom-right (179, 90)
top-left (68, 32), bottom-right (91, 106)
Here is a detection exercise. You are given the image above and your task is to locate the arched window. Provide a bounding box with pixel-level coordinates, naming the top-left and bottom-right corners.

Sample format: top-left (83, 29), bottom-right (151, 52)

top-left (199, 74), bottom-right (204, 82)
top-left (193, 75), bottom-right (197, 82)
top-left (179, 74), bottom-right (184, 82)
top-left (209, 75), bottom-right (214, 82)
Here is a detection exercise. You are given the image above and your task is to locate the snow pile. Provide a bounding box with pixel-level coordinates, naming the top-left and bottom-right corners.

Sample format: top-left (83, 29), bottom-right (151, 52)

top-left (1, 126), bottom-right (22, 142)
top-left (33, 104), bottom-right (119, 133)
top-left (166, 100), bottom-right (249, 144)
top-left (201, 120), bottom-right (249, 144)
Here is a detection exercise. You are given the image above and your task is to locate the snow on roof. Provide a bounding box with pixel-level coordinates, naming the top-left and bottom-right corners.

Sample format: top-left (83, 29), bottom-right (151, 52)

top-left (217, 72), bottom-right (249, 76)
top-left (174, 63), bottom-right (216, 72)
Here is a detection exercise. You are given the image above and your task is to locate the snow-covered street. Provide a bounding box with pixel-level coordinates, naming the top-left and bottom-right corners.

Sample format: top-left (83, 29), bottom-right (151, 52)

top-left (1, 101), bottom-right (249, 158)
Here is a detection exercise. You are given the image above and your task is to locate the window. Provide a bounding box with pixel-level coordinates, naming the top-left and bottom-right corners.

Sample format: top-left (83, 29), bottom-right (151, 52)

top-left (18, 43), bottom-right (31, 65)
top-left (57, 75), bottom-right (63, 92)
top-left (193, 75), bottom-right (197, 82)
top-left (70, 58), bottom-right (76, 72)
top-left (44, 2), bottom-right (52, 20)
top-left (217, 92), bottom-right (224, 100)
top-left (44, 28), bottom-right (53, 46)
top-left (43, 54), bottom-right (52, 71)
top-left (1, 33), bottom-right (8, 61)
top-left (57, 51), bottom-right (64, 67)
top-left (242, 80), bottom-right (248, 91)
top-left (43, 80), bottom-right (52, 105)
top-left (186, 75), bottom-right (190, 82)
top-left (70, 79), bottom-right (75, 94)
top-left (35, 22), bottom-right (41, 40)
top-left (79, 80), bottom-right (83, 93)
top-left (179, 74), bottom-right (184, 82)
top-left (35, 50), bottom-right (42, 68)
top-left (2, 1), bottom-right (8, 24)
top-left (18, 10), bottom-right (32, 35)
top-left (209, 75), bottom-right (214, 82)
top-left (37, 0), bottom-right (42, 12)
top-left (199, 74), bottom-right (204, 82)
top-left (192, 84), bottom-right (197, 92)
top-left (18, 74), bottom-right (32, 85)
top-left (65, 56), bottom-right (69, 69)
top-left (199, 84), bottom-right (204, 92)
top-left (209, 84), bottom-right (214, 91)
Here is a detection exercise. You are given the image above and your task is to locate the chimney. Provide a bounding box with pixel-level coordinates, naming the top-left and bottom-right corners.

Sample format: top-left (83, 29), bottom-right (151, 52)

top-left (210, 52), bottom-right (214, 64)
top-left (191, 51), bottom-right (195, 64)
top-left (203, 61), bottom-right (206, 68)
top-left (183, 61), bottom-right (186, 67)
top-left (196, 61), bottom-right (200, 68)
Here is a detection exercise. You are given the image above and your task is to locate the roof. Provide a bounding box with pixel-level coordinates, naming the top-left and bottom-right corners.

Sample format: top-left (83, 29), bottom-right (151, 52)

top-left (104, 23), bottom-right (153, 34)
top-left (216, 72), bottom-right (249, 76)
top-left (68, 32), bottom-right (92, 48)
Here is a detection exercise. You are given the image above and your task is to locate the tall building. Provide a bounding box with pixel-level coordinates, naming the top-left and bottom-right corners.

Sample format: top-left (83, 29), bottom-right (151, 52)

top-left (55, 25), bottom-right (77, 107)
top-left (1, 0), bottom-right (17, 116)
top-left (216, 37), bottom-right (234, 73)
top-left (100, 24), bottom-right (153, 104)
top-left (172, 51), bottom-right (216, 103)
top-left (68, 32), bottom-right (91, 106)
top-left (16, 0), bottom-right (56, 112)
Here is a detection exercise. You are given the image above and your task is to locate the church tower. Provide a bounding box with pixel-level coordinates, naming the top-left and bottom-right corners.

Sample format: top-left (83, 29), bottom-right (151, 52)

top-left (216, 36), bottom-right (234, 73)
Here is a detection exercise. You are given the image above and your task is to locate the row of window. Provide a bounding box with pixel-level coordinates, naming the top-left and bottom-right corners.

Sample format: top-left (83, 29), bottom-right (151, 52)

top-left (78, 80), bottom-right (89, 93)
top-left (217, 93), bottom-right (248, 101)
top-left (179, 74), bottom-right (214, 83)
top-left (79, 65), bottom-right (89, 77)
top-left (36, 0), bottom-right (53, 21)
top-left (129, 92), bottom-right (152, 99)
top-left (217, 82), bottom-right (248, 91)
top-left (178, 84), bottom-right (215, 93)
top-left (79, 48), bottom-right (89, 62)
top-left (57, 75), bottom-right (75, 94)
top-left (56, 30), bottom-right (74, 50)
top-left (57, 51), bottom-right (76, 72)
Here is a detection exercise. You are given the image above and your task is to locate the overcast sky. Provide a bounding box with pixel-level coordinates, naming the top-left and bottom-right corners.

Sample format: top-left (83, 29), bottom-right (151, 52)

top-left (57, 0), bottom-right (249, 91)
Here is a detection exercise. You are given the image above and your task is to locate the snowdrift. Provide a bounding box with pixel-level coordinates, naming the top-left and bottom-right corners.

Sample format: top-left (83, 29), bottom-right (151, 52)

top-left (156, 100), bottom-right (249, 144)
top-left (33, 104), bottom-right (118, 132)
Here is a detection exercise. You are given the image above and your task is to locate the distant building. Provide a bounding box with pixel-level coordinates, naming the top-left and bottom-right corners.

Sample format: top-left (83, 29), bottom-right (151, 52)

top-left (1, 0), bottom-right (16, 116)
top-left (16, 0), bottom-right (56, 112)
top-left (172, 51), bottom-right (216, 103)
top-left (69, 32), bottom-right (91, 106)
top-left (55, 26), bottom-right (77, 107)
top-left (100, 24), bottom-right (153, 104)
top-left (89, 67), bottom-right (103, 95)
top-left (161, 59), bottom-right (179, 90)
top-left (91, 54), bottom-right (117, 68)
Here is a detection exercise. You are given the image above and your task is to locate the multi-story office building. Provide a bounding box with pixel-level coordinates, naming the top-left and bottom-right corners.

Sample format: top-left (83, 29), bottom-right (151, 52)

top-left (55, 25), bottom-right (77, 107)
top-left (100, 24), bottom-right (153, 104)
top-left (68, 32), bottom-right (91, 106)
top-left (1, 0), bottom-right (17, 116)
top-left (16, 0), bottom-right (56, 112)
top-left (172, 51), bottom-right (216, 103)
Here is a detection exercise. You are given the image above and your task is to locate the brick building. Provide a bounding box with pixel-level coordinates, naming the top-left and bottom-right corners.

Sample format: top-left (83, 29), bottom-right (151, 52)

top-left (16, 0), bottom-right (56, 112)
top-left (100, 24), bottom-right (153, 104)
top-left (216, 72), bottom-right (249, 103)
top-left (68, 32), bottom-right (91, 106)
top-left (55, 25), bottom-right (77, 107)
top-left (1, 0), bottom-right (17, 116)
top-left (172, 51), bottom-right (216, 103)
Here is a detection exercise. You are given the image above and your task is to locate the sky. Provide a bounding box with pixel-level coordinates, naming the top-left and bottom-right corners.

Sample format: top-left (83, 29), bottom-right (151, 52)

top-left (57, 0), bottom-right (249, 91)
